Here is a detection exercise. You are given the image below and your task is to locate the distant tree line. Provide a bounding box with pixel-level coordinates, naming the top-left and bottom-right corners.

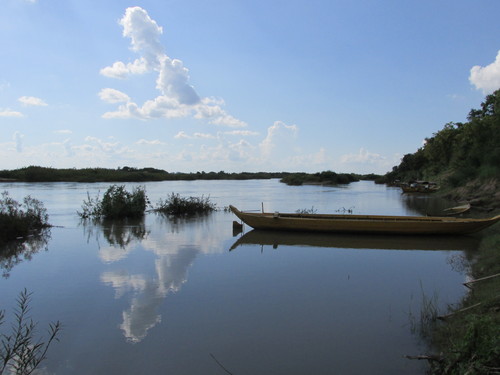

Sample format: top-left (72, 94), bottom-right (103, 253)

top-left (0, 167), bottom-right (289, 183)
top-left (280, 171), bottom-right (375, 186)
top-left (0, 166), bottom-right (380, 185)
top-left (380, 89), bottom-right (500, 186)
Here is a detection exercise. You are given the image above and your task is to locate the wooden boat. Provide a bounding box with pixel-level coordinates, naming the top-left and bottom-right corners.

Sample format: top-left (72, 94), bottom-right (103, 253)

top-left (401, 181), bottom-right (439, 193)
top-left (443, 203), bottom-right (471, 216)
top-left (229, 205), bottom-right (500, 235)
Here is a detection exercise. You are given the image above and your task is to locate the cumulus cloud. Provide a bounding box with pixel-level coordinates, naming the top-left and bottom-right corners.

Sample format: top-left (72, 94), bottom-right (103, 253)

top-left (0, 109), bottom-right (23, 117)
top-left (99, 88), bottom-right (131, 103)
top-left (100, 6), bottom-right (245, 127)
top-left (260, 121), bottom-right (298, 158)
top-left (18, 96), bottom-right (47, 106)
top-left (469, 50), bottom-right (500, 94)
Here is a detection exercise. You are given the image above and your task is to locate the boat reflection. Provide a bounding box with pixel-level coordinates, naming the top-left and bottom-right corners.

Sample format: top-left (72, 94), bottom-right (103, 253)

top-left (230, 229), bottom-right (480, 252)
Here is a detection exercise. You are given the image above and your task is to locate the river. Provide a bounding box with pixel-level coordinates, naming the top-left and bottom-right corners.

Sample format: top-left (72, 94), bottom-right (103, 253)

top-left (0, 180), bottom-right (478, 374)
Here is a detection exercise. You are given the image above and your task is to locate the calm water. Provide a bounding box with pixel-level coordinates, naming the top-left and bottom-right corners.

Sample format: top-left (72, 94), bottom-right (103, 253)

top-left (0, 180), bottom-right (478, 374)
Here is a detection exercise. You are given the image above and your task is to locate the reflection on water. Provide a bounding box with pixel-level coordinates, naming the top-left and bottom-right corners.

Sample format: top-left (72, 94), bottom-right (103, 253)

top-left (0, 228), bottom-right (51, 278)
top-left (0, 180), bottom-right (482, 374)
top-left (81, 218), bottom-right (149, 263)
top-left (87, 213), bottom-right (223, 343)
top-left (230, 229), bottom-right (480, 252)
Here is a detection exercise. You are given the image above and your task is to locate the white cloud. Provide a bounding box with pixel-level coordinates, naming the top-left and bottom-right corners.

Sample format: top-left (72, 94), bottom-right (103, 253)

top-left (0, 109), bottom-right (23, 117)
top-left (224, 130), bottom-right (259, 136)
top-left (100, 59), bottom-right (148, 79)
top-left (194, 132), bottom-right (216, 139)
top-left (100, 7), bottom-right (245, 127)
top-left (136, 139), bottom-right (165, 145)
top-left (469, 50), bottom-right (500, 94)
top-left (174, 131), bottom-right (190, 139)
top-left (18, 96), bottom-right (47, 106)
top-left (260, 121), bottom-right (298, 158)
top-left (340, 148), bottom-right (385, 164)
top-left (13, 132), bottom-right (24, 152)
top-left (99, 88), bottom-right (131, 103)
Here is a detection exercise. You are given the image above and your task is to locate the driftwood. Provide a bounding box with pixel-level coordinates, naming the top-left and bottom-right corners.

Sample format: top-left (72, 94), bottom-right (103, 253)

top-left (463, 272), bottom-right (500, 289)
top-left (404, 354), bottom-right (444, 362)
top-left (437, 302), bottom-right (482, 320)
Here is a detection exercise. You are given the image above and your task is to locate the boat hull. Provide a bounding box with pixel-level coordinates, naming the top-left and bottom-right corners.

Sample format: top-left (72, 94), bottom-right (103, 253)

top-left (229, 206), bottom-right (500, 235)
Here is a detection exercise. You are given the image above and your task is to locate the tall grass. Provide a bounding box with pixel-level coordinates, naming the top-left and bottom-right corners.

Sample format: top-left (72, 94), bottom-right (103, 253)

top-left (0, 289), bottom-right (61, 375)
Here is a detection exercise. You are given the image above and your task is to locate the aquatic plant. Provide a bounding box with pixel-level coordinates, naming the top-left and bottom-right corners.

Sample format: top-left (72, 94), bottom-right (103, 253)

top-left (153, 193), bottom-right (216, 216)
top-left (78, 185), bottom-right (149, 219)
top-left (296, 207), bottom-right (317, 214)
top-left (0, 192), bottom-right (49, 244)
top-left (0, 289), bottom-right (61, 375)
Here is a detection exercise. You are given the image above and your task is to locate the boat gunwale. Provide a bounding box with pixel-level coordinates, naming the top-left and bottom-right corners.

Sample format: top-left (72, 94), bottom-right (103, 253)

top-left (229, 205), bottom-right (498, 224)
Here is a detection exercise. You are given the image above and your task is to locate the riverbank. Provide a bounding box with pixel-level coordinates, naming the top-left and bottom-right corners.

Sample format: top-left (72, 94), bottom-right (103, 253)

top-left (427, 223), bottom-right (500, 374)
top-left (423, 176), bottom-right (500, 373)
top-left (442, 178), bottom-right (500, 212)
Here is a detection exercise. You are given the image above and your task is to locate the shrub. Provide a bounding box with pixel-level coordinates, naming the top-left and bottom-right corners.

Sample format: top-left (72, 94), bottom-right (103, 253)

top-left (78, 185), bottom-right (148, 220)
top-left (0, 192), bottom-right (49, 244)
top-left (154, 193), bottom-right (216, 216)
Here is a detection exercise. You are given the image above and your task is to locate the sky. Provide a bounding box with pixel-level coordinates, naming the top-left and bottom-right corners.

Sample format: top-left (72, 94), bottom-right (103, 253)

top-left (1, 0), bottom-right (500, 174)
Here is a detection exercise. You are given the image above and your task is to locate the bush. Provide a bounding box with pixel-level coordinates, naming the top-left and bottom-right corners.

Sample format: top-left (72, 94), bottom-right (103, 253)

top-left (0, 192), bottom-right (49, 244)
top-left (78, 185), bottom-right (148, 219)
top-left (153, 193), bottom-right (216, 216)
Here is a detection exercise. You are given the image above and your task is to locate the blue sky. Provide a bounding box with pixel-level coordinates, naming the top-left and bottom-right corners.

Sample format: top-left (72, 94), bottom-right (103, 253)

top-left (1, 0), bottom-right (499, 174)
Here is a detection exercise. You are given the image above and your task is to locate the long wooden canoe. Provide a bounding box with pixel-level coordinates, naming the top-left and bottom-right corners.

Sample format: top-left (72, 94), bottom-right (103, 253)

top-left (229, 205), bottom-right (500, 235)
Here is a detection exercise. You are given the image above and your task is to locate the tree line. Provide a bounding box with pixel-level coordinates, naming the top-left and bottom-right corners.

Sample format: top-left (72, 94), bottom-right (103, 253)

top-left (381, 89), bottom-right (500, 186)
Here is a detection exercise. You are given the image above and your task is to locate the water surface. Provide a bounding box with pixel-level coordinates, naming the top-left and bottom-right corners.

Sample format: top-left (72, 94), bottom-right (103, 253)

top-left (0, 180), bottom-right (477, 374)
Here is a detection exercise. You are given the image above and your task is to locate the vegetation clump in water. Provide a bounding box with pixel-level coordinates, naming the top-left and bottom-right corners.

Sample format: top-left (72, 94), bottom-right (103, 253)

top-left (78, 185), bottom-right (148, 219)
top-left (153, 193), bottom-right (216, 216)
top-left (0, 192), bottom-right (49, 244)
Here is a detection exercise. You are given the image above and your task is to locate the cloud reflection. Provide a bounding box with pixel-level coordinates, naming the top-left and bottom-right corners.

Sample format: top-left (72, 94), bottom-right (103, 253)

top-left (96, 214), bottom-right (225, 342)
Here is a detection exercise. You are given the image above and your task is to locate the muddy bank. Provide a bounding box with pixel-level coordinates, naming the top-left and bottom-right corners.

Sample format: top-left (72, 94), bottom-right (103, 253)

top-left (442, 178), bottom-right (500, 212)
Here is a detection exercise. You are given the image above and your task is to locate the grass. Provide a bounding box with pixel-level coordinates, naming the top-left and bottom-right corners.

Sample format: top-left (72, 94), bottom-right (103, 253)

top-left (0, 289), bottom-right (61, 375)
top-left (153, 193), bottom-right (216, 216)
top-left (426, 226), bottom-right (500, 374)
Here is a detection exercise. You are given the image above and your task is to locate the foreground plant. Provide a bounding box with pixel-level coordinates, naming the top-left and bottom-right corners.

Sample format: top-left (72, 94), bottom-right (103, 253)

top-left (78, 185), bottom-right (149, 219)
top-left (153, 193), bottom-right (216, 216)
top-left (0, 289), bottom-right (61, 375)
top-left (0, 192), bottom-right (49, 244)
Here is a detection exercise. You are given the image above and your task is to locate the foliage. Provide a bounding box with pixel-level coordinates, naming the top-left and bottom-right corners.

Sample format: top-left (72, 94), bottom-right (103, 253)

top-left (280, 171), bottom-right (359, 186)
top-left (0, 167), bottom-right (288, 183)
top-left (0, 192), bottom-right (49, 244)
top-left (384, 89), bottom-right (500, 185)
top-left (78, 185), bottom-right (148, 219)
top-left (153, 193), bottom-right (216, 216)
top-left (428, 229), bottom-right (500, 375)
top-left (0, 289), bottom-right (61, 375)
